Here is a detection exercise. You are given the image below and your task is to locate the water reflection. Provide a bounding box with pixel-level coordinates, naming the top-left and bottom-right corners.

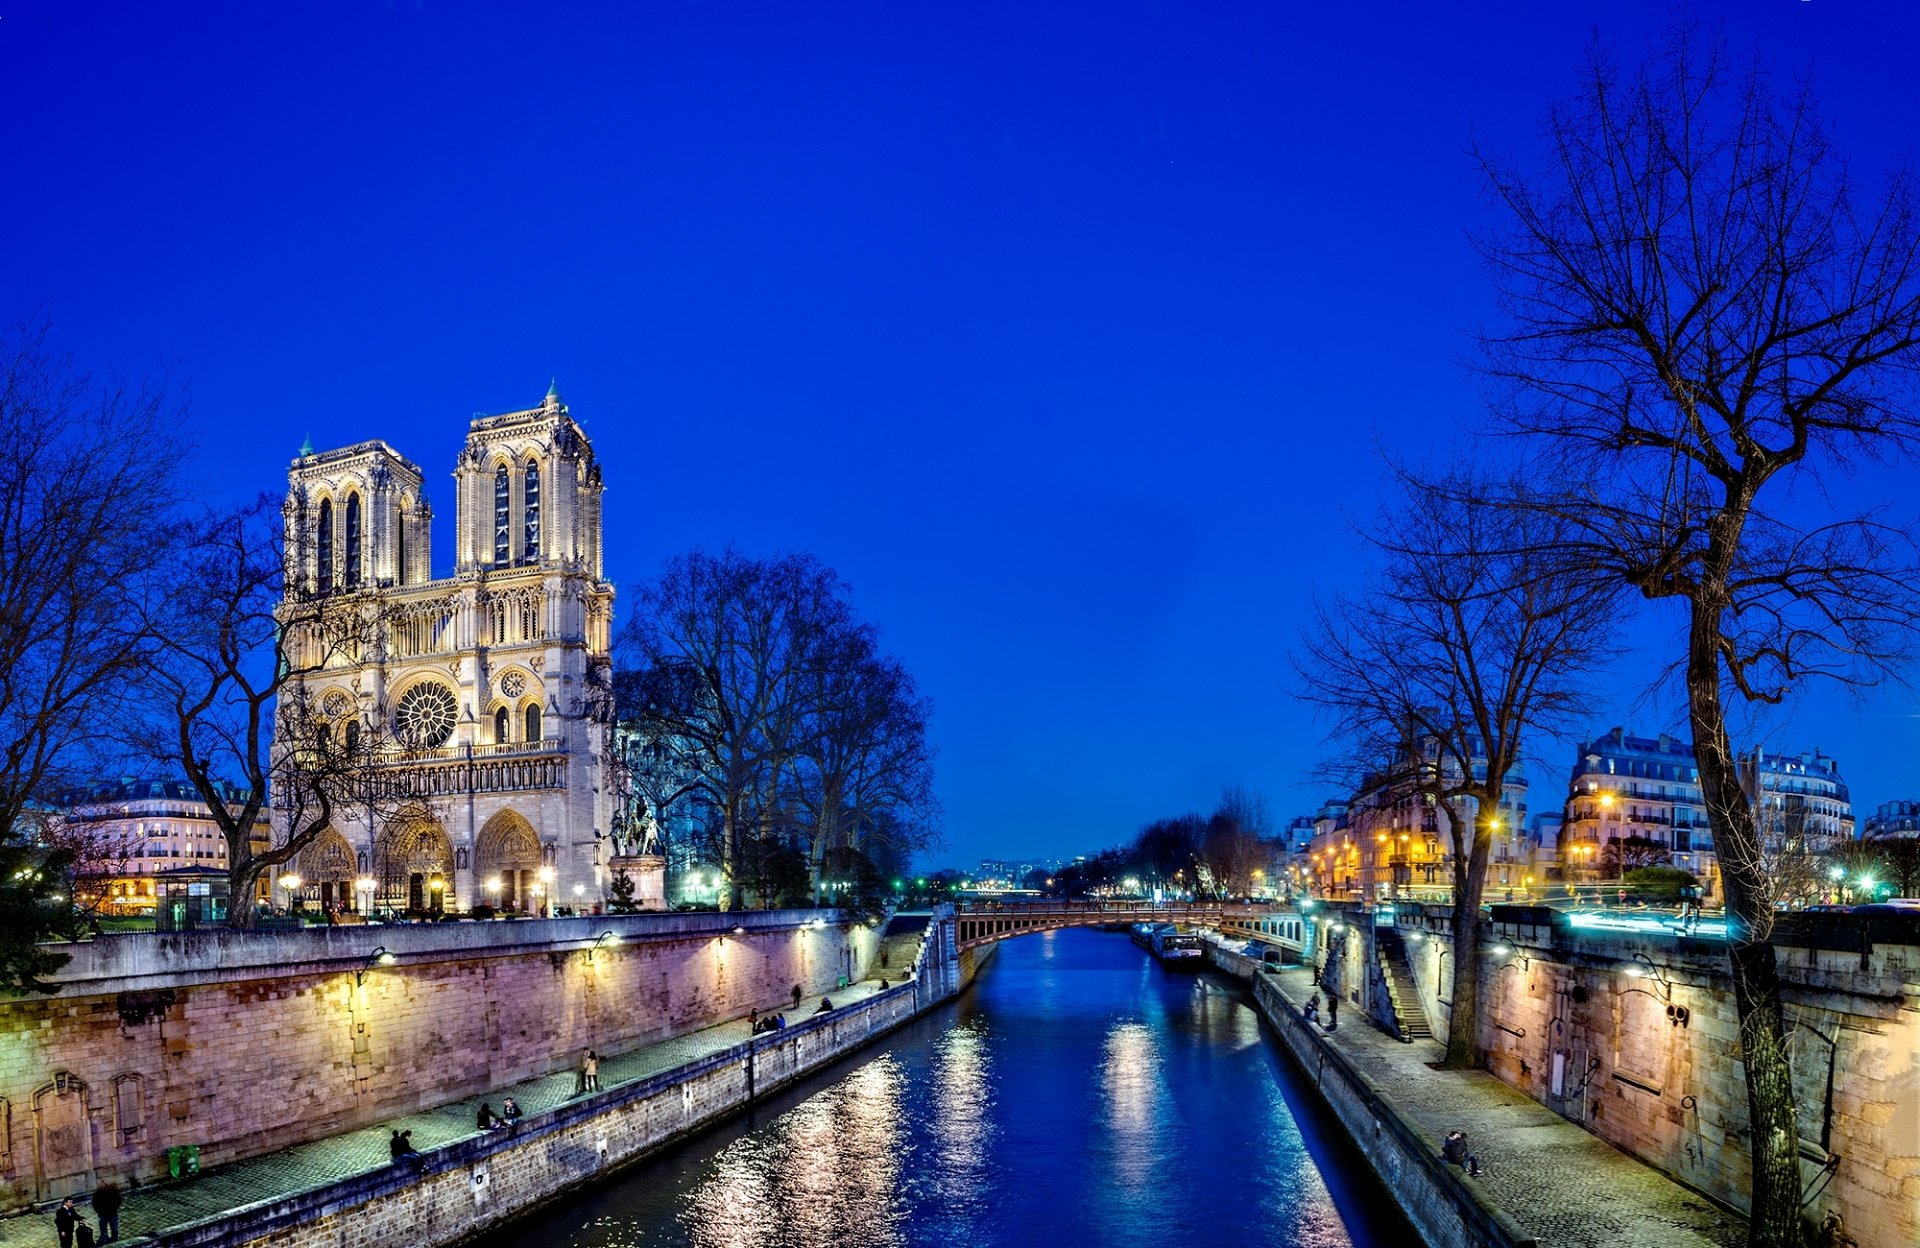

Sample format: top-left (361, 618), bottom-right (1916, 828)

top-left (683, 1058), bottom-right (906, 1248)
top-left (481, 929), bottom-right (1409, 1248)
top-left (1099, 1021), bottom-right (1162, 1191)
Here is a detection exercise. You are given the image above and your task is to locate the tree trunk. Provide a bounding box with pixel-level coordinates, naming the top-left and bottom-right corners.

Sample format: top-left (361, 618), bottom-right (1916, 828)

top-left (1688, 599), bottom-right (1802, 1248)
top-left (1441, 798), bottom-right (1496, 1068)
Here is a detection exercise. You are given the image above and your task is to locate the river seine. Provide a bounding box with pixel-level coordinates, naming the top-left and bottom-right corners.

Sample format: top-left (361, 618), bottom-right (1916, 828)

top-left (481, 927), bottom-right (1409, 1248)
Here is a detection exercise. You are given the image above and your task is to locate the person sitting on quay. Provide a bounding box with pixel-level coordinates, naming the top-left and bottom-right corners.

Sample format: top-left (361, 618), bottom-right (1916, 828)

top-left (389, 1129), bottom-right (427, 1174)
top-left (1442, 1130), bottom-right (1481, 1176)
top-left (1302, 995), bottom-right (1319, 1025)
top-left (815, 997), bottom-right (834, 1014)
top-left (501, 1098), bottom-right (523, 1132)
top-left (476, 1103), bottom-right (500, 1131)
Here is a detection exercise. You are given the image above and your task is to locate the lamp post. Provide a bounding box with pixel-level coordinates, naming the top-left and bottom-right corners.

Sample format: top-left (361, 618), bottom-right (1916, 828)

top-left (356, 876), bottom-right (376, 917)
top-left (537, 865), bottom-right (555, 917)
top-left (278, 873), bottom-right (303, 915)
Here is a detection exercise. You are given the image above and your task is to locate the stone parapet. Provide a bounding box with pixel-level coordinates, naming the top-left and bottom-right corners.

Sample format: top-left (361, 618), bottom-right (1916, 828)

top-left (130, 975), bottom-right (928, 1247)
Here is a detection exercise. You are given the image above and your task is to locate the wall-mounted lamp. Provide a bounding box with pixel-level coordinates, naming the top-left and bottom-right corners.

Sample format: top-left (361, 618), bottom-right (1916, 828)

top-left (732, 925), bottom-right (747, 935)
top-left (589, 930), bottom-right (620, 961)
top-left (1621, 953), bottom-right (1686, 1026)
top-left (356, 946), bottom-right (397, 986)
top-left (1489, 943), bottom-right (1530, 971)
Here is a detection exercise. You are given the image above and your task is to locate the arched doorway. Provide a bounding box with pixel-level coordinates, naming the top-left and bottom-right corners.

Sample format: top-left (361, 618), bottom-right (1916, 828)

top-left (297, 828), bottom-right (357, 914)
top-left (475, 809), bottom-right (543, 912)
top-left (375, 811), bottom-right (454, 913)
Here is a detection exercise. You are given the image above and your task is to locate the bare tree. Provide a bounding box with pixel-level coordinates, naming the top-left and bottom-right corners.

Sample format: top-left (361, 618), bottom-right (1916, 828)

top-left (135, 499), bottom-right (399, 926)
top-left (621, 550), bottom-right (856, 910)
top-left (1297, 470), bottom-right (1618, 1066)
top-left (793, 627), bottom-right (939, 897)
top-left (0, 320), bottom-right (181, 990)
top-left (1473, 30), bottom-right (1920, 1241)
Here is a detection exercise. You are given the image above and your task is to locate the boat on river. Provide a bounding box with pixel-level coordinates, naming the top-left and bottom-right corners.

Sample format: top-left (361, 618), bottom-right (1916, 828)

top-left (1132, 922), bottom-right (1205, 967)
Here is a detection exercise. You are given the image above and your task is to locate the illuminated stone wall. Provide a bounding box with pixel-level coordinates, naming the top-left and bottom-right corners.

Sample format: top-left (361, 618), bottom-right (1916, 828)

top-left (1393, 906), bottom-right (1920, 1248)
top-left (0, 911), bottom-right (880, 1210)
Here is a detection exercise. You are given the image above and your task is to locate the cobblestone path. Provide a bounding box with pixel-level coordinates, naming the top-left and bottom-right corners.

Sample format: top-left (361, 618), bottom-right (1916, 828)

top-left (1267, 966), bottom-right (1746, 1248)
top-left (0, 980), bottom-right (891, 1247)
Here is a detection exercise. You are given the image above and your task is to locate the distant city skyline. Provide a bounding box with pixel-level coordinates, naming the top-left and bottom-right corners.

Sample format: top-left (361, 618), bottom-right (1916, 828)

top-left (5, 1), bottom-right (1918, 865)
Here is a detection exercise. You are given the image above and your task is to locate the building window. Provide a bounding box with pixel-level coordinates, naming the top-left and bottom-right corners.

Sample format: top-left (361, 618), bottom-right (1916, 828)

top-left (344, 494), bottom-right (362, 589)
top-left (524, 461), bottom-right (540, 562)
top-left (317, 499), bottom-right (333, 593)
top-left (525, 704), bottom-right (542, 741)
top-left (395, 505), bottom-right (406, 586)
top-left (494, 464), bottom-right (511, 566)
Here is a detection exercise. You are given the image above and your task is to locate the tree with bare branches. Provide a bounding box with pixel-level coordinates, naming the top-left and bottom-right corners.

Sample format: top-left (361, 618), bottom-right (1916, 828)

top-left (133, 499), bottom-right (403, 926)
top-left (0, 321), bottom-right (182, 990)
top-left (1297, 471), bottom-right (1619, 1066)
top-left (1474, 30), bottom-right (1920, 1243)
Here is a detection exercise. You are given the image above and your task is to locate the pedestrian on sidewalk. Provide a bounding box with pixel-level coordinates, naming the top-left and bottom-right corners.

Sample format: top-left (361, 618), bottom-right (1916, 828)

top-left (92, 1181), bottom-right (122, 1242)
top-left (791, 983), bottom-right (803, 1009)
top-left (55, 1197), bottom-right (78, 1248)
top-left (1325, 995), bottom-right (1339, 1030)
top-left (749, 1008), bottom-right (759, 1035)
top-left (584, 1050), bottom-right (600, 1092)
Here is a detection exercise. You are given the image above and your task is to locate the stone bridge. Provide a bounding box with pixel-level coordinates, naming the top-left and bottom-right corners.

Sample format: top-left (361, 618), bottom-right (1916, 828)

top-left (953, 900), bottom-right (1310, 957)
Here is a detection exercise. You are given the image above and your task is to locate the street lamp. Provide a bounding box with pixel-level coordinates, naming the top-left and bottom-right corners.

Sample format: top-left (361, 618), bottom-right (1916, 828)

top-left (356, 876), bottom-right (376, 916)
top-left (279, 873), bottom-right (303, 914)
top-left (537, 865), bottom-right (555, 917)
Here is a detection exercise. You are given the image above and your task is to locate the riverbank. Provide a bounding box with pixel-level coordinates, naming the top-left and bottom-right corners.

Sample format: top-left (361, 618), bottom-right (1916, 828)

top-left (1209, 942), bottom-right (1746, 1248)
top-left (0, 976), bottom-right (919, 1248)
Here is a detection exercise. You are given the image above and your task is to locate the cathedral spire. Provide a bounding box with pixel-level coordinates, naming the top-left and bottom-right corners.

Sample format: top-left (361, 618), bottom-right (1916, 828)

top-left (298, 433), bottom-right (314, 458)
top-left (544, 379), bottom-right (562, 410)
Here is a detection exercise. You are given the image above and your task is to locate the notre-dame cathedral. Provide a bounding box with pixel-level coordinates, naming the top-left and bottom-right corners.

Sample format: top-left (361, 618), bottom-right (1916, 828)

top-left (274, 385), bottom-right (632, 915)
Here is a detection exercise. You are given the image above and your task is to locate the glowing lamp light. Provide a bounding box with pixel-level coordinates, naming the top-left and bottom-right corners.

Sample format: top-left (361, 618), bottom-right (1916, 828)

top-left (1490, 943), bottom-right (1512, 956)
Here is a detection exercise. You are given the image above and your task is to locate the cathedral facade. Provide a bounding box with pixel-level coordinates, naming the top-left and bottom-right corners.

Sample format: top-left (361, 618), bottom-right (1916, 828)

top-left (274, 387), bottom-right (620, 914)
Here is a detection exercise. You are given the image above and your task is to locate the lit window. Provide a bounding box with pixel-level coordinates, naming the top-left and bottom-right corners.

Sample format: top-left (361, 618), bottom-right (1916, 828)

top-left (344, 494), bottom-right (362, 589)
top-left (524, 461), bottom-right (541, 562)
top-left (317, 499), bottom-right (334, 593)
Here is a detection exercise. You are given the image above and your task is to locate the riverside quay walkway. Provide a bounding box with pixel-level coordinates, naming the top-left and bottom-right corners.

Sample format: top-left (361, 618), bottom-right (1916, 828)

top-left (0, 980), bottom-right (883, 1248)
top-left (1261, 963), bottom-right (1745, 1248)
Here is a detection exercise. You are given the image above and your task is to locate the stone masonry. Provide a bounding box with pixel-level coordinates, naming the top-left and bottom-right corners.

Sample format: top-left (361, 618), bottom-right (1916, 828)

top-left (0, 911), bottom-right (880, 1211)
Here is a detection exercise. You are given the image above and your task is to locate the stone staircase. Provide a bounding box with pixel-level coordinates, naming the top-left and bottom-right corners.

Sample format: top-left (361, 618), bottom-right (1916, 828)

top-left (873, 913), bottom-right (930, 981)
top-left (1374, 927), bottom-right (1431, 1042)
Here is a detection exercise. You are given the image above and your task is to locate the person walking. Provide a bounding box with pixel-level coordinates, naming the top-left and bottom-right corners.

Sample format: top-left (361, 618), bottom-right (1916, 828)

top-left (55, 1197), bottom-right (78, 1248)
top-left (92, 1182), bottom-right (122, 1243)
top-left (1325, 994), bottom-right (1339, 1030)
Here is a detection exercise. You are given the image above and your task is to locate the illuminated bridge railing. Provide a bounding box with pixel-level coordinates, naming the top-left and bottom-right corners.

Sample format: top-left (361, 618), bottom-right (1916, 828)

top-left (952, 901), bottom-right (1303, 950)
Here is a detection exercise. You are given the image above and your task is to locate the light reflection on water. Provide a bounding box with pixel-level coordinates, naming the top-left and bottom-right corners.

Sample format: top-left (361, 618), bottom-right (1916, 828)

top-left (480, 930), bottom-right (1408, 1248)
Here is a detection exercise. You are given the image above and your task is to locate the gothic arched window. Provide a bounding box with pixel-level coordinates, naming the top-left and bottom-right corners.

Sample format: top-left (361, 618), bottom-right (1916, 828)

top-left (316, 499), bottom-right (334, 594)
top-left (494, 706), bottom-right (510, 745)
top-left (523, 461), bottom-right (541, 562)
top-left (344, 494), bottom-right (362, 589)
top-left (525, 704), bottom-right (542, 741)
top-left (493, 464), bottom-right (510, 566)
top-left (345, 721), bottom-right (361, 755)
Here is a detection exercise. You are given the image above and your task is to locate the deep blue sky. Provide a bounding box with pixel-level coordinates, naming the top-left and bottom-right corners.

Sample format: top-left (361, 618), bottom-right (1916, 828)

top-left (5, 1), bottom-right (1918, 867)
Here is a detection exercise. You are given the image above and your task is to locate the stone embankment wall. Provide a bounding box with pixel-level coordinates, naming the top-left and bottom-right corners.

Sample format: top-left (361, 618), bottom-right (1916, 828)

top-left (0, 911), bottom-right (881, 1210)
top-left (1317, 902), bottom-right (1920, 1248)
top-left (1246, 970), bottom-right (1536, 1248)
top-left (143, 980), bottom-right (927, 1248)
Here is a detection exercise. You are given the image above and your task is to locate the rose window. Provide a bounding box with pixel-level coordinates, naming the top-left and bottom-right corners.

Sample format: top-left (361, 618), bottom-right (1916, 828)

top-left (396, 683), bottom-right (457, 748)
top-left (500, 671), bottom-right (525, 698)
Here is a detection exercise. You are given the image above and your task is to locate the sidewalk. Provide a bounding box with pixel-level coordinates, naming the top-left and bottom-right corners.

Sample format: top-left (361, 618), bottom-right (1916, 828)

top-left (1267, 967), bottom-right (1745, 1248)
top-left (0, 977), bottom-right (896, 1248)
